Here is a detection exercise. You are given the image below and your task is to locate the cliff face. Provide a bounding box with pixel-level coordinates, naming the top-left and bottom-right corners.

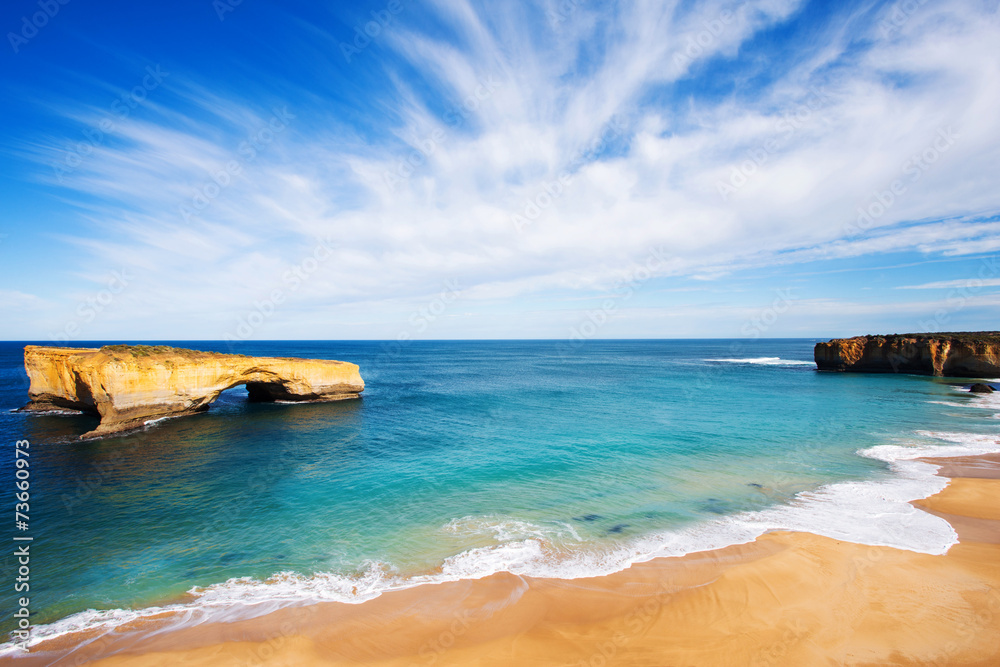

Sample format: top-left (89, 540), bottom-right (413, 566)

top-left (22, 345), bottom-right (364, 438)
top-left (814, 333), bottom-right (1000, 377)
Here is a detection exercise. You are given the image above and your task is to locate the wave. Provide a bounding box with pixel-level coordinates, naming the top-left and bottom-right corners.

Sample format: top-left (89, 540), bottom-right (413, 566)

top-left (9, 408), bottom-right (84, 416)
top-left (443, 515), bottom-right (583, 543)
top-left (142, 415), bottom-right (183, 426)
top-left (930, 399), bottom-right (1000, 409)
top-left (705, 357), bottom-right (816, 366)
top-left (938, 386), bottom-right (1000, 420)
top-left (4, 431), bottom-right (999, 655)
top-left (861, 431), bottom-right (1000, 462)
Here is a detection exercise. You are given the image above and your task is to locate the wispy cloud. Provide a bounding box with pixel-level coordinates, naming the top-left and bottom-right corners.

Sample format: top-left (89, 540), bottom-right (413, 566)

top-left (4, 0), bottom-right (1000, 338)
top-left (898, 278), bottom-right (1000, 290)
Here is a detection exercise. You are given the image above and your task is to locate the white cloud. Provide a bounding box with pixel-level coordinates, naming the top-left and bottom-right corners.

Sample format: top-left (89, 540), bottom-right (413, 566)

top-left (10, 0), bottom-right (1000, 339)
top-left (898, 278), bottom-right (1000, 290)
top-left (0, 290), bottom-right (45, 311)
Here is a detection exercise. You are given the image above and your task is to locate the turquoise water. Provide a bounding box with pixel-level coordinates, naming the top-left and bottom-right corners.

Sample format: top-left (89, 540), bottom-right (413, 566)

top-left (1, 339), bottom-right (998, 643)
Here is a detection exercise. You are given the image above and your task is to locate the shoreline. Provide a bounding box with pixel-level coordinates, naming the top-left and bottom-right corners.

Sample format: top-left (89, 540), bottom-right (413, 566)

top-left (10, 451), bottom-right (1000, 666)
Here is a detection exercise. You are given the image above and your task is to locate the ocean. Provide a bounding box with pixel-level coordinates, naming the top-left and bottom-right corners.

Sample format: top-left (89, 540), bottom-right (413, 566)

top-left (1, 339), bottom-right (998, 650)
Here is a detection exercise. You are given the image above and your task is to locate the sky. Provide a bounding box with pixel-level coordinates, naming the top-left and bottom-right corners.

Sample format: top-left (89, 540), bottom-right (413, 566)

top-left (1, 0), bottom-right (999, 342)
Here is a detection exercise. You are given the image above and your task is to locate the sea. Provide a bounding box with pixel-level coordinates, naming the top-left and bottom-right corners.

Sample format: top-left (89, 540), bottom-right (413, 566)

top-left (1, 339), bottom-right (998, 651)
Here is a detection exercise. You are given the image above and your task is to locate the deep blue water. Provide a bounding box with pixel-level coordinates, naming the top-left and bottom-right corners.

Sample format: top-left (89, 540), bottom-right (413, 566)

top-left (0, 339), bottom-right (997, 640)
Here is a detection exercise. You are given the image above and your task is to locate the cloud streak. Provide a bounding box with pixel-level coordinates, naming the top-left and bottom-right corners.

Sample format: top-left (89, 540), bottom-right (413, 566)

top-left (5, 0), bottom-right (1000, 339)
top-left (899, 278), bottom-right (1000, 290)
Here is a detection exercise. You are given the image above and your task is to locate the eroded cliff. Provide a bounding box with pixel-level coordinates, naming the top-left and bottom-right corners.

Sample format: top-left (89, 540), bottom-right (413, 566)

top-left (21, 345), bottom-right (364, 438)
top-left (814, 333), bottom-right (1000, 377)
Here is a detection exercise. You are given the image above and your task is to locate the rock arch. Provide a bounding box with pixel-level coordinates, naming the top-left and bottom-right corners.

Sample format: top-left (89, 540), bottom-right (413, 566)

top-left (21, 345), bottom-right (364, 438)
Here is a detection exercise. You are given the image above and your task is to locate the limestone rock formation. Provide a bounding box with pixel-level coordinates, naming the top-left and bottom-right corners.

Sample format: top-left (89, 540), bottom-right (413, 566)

top-left (814, 333), bottom-right (1000, 377)
top-left (970, 383), bottom-right (996, 393)
top-left (21, 345), bottom-right (364, 438)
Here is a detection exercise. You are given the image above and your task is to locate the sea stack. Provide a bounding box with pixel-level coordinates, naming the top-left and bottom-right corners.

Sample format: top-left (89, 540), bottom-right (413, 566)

top-left (814, 332), bottom-right (1000, 377)
top-left (20, 345), bottom-right (364, 438)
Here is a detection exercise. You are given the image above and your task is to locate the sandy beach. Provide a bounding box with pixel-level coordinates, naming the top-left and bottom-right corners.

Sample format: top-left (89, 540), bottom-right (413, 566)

top-left (12, 452), bottom-right (998, 667)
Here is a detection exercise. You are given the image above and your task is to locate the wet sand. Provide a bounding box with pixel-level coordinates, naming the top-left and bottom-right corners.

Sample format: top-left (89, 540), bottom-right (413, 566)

top-left (17, 454), bottom-right (1000, 666)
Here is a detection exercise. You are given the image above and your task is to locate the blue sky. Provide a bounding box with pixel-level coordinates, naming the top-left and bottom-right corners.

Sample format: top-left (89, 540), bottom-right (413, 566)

top-left (1, 0), bottom-right (999, 341)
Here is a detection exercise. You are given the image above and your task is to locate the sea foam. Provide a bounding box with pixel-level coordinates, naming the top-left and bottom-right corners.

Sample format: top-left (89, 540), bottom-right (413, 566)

top-left (705, 357), bottom-right (816, 366)
top-left (5, 427), bottom-right (999, 656)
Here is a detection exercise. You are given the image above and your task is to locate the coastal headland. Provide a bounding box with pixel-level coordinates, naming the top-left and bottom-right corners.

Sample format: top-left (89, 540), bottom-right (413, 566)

top-left (815, 332), bottom-right (1000, 376)
top-left (19, 345), bottom-right (364, 438)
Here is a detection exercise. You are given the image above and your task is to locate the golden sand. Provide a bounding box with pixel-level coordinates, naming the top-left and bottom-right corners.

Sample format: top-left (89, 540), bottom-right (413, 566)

top-left (17, 456), bottom-right (1000, 666)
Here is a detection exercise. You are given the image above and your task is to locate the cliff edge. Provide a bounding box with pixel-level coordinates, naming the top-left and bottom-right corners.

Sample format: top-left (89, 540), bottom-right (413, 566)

top-left (814, 332), bottom-right (1000, 377)
top-left (21, 345), bottom-right (364, 438)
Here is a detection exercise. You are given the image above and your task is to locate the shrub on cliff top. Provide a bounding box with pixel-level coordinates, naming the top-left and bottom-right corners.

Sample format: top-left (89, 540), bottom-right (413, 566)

top-left (99, 344), bottom-right (248, 358)
top-left (101, 344), bottom-right (191, 357)
top-left (856, 332), bottom-right (1000, 344)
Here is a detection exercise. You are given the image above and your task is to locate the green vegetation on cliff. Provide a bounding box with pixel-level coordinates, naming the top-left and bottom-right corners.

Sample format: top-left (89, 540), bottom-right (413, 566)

top-left (845, 332), bottom-right (1000, 344)
top-left (99, 345), bottom-right (248, 359)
